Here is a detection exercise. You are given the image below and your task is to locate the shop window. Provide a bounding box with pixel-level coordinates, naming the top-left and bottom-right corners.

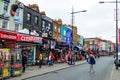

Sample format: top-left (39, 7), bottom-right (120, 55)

top-left (3, 2), bottom-right (9, 13)
top-left (27, 13), bottom-right (31, 21)
top-left (14, 23), bottom-right (19, 32)
top-left (2, 20), bottom-right (8, 29)
top-left (35, 16), bottom-right (38, 24)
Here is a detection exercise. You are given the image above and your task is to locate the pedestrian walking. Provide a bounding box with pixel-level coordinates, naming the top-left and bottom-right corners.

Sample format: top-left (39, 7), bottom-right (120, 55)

top-left (86, 53), bottom-right (89, 62)
top-left (89, 54), bottom-right (96, 73)
top-left (67, 51), bottom-right (71, 65)
top-left (22, 52), bottom-right (27, 73)
top-left (38, 53), bottom-right (43, 68)
top-left (48, 52), bottom-right (54, 66)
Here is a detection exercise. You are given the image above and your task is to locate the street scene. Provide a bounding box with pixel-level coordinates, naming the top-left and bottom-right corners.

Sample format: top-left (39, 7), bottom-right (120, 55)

top-left (24, 57), bottom-right (115, 80)
top-left (0, 0), bottom-right (120, 80)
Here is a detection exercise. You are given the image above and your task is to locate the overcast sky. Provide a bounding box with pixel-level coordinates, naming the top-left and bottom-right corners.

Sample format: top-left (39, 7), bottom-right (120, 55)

top-left (19, 0), bottom-right (120, 43)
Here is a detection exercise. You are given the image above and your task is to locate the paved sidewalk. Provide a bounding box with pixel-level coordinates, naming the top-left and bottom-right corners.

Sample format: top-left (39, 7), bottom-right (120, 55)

top-left (6, 59), bottom-right (120, 80)
top-left (7, 60), bottom-right (86, 80)
top-left (110, 66), bottom-right (120, 80)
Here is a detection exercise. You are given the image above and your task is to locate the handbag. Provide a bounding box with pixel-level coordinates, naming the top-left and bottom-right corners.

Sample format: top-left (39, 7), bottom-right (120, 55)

top-left (87, 59), bottom-right (91, 64)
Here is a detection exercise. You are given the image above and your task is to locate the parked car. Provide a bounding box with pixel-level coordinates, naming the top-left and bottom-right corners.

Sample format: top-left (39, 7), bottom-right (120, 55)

top-left (114, 54), bottom-right (120, 69)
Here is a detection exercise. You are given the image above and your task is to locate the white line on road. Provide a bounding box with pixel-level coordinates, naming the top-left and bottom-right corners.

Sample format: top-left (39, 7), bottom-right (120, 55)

top-left (110, 64), bottom-right (114, 80)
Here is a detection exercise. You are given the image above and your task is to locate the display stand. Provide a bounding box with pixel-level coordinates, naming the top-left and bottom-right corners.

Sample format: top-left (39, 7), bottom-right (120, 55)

top-left (0, 49), bottom-right (11, 79)
top-left (11, 49), bottom-right (22, 77)
top-left (0, 50), bottom-right (3, 80)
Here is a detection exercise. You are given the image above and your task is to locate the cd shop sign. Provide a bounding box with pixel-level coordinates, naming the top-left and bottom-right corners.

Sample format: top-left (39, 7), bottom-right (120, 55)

top-left (17, 34), bottom-right (42, 43)
top-left (17, 34), bottom-right (34, 42)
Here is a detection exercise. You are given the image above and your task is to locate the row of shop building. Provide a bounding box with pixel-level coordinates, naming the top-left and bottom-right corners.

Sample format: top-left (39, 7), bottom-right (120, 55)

top-left (0, 0), bottom-right (115, 79)
top-left (0, 0), bottom-right (84, 63)
top-left (0, 0), bottom-right (115, 65)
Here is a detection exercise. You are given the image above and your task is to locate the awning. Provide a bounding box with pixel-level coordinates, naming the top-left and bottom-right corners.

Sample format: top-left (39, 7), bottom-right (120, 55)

top-left (55, 43), bottom-right (69, 49)
top-left (17, 41), bottom-right (41, 46)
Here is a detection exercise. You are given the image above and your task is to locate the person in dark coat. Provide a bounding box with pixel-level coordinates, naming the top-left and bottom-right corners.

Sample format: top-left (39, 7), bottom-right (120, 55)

top-left (89, 54), bottom-right (96, 73)
top-left (22, 52), bottom-right (27, 73)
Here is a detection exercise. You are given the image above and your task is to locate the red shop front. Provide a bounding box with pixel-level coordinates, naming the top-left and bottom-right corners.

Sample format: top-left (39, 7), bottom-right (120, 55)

top-left (0, 29), bottom-right (19, 78)
top-left (0, 29), bottom-right (17, 48)
top-left (0, 29), bottom-right (43, 79)
top-left (17, 33), bottom-right (42, 65)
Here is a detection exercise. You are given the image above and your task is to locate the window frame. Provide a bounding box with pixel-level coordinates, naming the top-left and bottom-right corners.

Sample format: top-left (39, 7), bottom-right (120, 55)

top-left (27, 13), bottom-right (31, 21)
top-left (35, 16), bottom-right (38, 24)
top-left (2, 20), bottom-right (8, 29)
top-left (58, 28), bottom-right (60, 33)
top-left (14, 23), bottom-right (19, 32)
top-left (16, 8), bottom-right (20, 17)
top-left (3, 1), bottom-right (9, 13)
top-left (42, 20), bottom-right (45, 27)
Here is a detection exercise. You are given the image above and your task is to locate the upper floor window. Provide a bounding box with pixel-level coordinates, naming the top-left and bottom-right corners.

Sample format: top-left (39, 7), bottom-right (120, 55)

top-left (63, 30), bottom-right (66, 36)
top-left (2, 20), bottom-right (8, 29)
top-left (3, 2), bottom-right (9, 13)
top-left (16, 9), bottom-right (20, 17)
top-left (58, 28), bottom-right (60, 33)
top-left (48, 23), bottom-right (51, 27)
top-left (14, 23), bottom-right (19, 32)
top-left (27, 13), bottom-right (31, 21)
top-left (35, 16), bottom-right (38, 24)
top-left (42, 21), bottom-right (45, 27)
top-left (54, 26), bottom-right (57, 31)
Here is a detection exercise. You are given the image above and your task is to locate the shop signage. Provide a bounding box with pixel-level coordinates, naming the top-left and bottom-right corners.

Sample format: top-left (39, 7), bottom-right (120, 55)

top-left (17, 34), bottom-right (34, 42)
top-left (0, 29), bottom-right (42, 43)
top-left (0, 30), bottom-right (17, 40)
top-left (17, 34), bottom-right (42, 43)
top-left (34, 37), bottom-right (42, 43)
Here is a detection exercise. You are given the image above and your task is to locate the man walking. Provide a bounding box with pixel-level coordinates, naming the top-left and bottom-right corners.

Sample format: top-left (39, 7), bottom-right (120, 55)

top-left (22, 52), bottom-right (27, 73)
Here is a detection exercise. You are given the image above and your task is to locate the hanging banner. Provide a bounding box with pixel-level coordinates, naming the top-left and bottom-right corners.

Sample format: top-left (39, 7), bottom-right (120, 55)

top-left (118, 28), bottom-right (120, 52)
top-left (118, 28), bottom-right (120, 46)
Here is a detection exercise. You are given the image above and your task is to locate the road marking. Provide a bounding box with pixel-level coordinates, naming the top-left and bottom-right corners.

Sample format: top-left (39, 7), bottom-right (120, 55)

top-left (110, 64), bottom-right (114, 80)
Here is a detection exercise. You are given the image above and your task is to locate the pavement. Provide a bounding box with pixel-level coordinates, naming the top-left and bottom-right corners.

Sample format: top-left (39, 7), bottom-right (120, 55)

top-left (110, 65), bottom-right (120, 80)
top-left (6, 59), bottom-right (120, 80)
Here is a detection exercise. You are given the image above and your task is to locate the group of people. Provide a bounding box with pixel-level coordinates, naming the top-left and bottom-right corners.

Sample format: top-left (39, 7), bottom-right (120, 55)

top-left (38, 50), bottom-right (96, 73)
top-left (21, 50), bottom-right (96, 74)
top-left (38, 51), bottom-right (55, 68)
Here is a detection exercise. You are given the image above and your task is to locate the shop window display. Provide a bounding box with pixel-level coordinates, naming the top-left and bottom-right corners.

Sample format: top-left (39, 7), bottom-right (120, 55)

top-left (21, 46), bottom-right (34, 65)
top-left (10, 49), bottom-right (22, 77)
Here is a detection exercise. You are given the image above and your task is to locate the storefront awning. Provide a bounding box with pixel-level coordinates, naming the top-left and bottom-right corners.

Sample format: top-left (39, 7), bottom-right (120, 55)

top-left (17, 41), bottom-right (41, 46)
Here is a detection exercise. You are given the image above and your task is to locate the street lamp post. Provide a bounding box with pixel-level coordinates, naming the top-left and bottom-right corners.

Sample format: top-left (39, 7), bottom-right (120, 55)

top-left (99, 0), bottom-right (119, 69)
top-left (71, 7), bottom-right (87, 50)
